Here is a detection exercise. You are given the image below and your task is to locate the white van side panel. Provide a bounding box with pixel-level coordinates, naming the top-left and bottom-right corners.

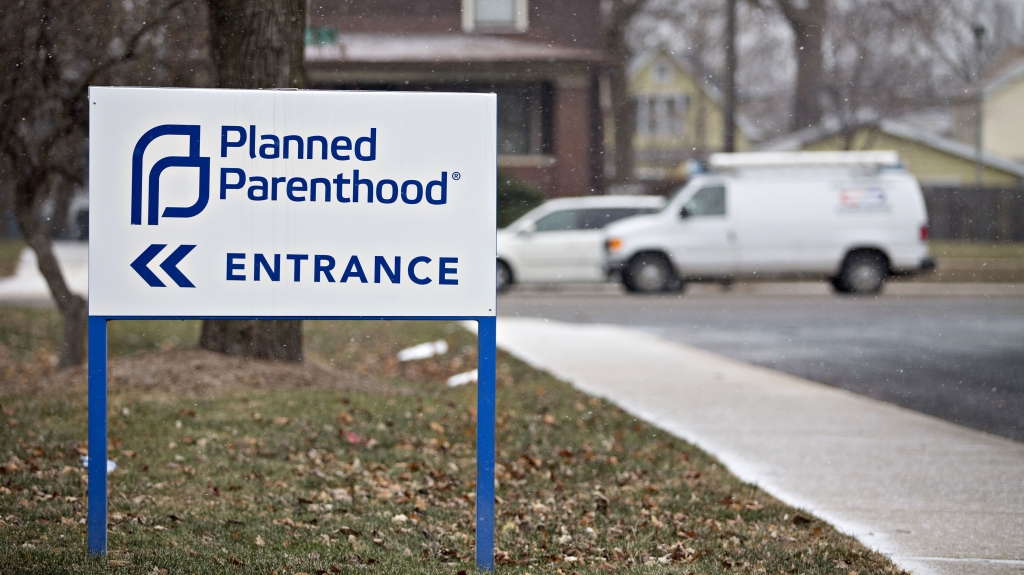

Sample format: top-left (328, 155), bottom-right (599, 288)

top-left (832, 175), bottom-right (928, 272)
top-left (730, 172), bottom-right (928, 277)
top-left (731, 179), bottom-right (841, 275)
top-left (881, 177), bottom-right (929, 271)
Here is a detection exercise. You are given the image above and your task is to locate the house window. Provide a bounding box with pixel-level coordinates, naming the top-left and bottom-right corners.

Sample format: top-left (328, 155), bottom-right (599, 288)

top-left (462, 0), bottom-right (529, 32)
top-left (495, 84), bottom-right (552, 155)
top-left (654, 62), bottom-right (673, 83)
top-left (636, 95), bottom-right (689, 137)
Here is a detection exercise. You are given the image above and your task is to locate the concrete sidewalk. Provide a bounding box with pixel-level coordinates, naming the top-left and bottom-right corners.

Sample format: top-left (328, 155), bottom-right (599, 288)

top-left (494, 318), bottom-right (1024, 575)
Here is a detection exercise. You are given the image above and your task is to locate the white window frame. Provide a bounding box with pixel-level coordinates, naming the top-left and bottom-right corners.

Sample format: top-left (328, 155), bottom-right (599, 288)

top-left (636, 95), bottom-right (689, 137)
top-left (462, 0), bottom-right (529, 33)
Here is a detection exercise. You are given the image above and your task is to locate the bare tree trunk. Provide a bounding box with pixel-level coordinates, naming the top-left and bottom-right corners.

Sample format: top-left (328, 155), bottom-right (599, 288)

top-left (207, 0), bottom-right (305, 89)
top-left (201, 0), bottom-right (305, 361)
top-left (604, 0), bottom-right (646, 187)
top-left (776, 0), bottom-right (826, 131)
top-left (724, 0), bottom-right (737, 153)
top-left (608, 60), bottom-right (636, 185)
top-left (199, 319), bottom-right (303, 361)
top-left (13, 180), bottom-right (87, 368)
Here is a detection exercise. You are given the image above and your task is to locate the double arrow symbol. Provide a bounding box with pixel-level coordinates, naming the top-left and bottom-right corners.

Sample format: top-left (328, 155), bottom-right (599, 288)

top-left (131, 244), bottom-right (196, 288)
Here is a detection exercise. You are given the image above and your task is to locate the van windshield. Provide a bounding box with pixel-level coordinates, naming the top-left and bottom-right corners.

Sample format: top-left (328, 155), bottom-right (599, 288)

top-left (662, 181), bottom-right (713, 211)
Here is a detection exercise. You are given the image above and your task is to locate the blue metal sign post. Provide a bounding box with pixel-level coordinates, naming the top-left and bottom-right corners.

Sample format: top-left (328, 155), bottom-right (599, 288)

top-left (87, 316), bottom-right (108, 556)
top-left (87, 315), bottom-right (497, 570)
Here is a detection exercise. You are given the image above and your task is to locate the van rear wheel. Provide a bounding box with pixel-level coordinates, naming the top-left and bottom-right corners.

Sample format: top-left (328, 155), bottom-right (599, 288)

top-left (836, 252), bottom-right (887, 294)
top-left (624, 254), bottom-right (676, 293)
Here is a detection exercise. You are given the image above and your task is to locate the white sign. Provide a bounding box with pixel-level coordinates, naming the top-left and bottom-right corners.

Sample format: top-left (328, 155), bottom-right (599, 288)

top-left (88, 88), bottom-right (496, 317)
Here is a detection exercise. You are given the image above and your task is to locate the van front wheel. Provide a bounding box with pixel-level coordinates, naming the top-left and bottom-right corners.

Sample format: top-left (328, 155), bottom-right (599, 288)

top-left (624, 254), bottom-right (676, 293)
top-left (836, 252), bottom-right (887, 294)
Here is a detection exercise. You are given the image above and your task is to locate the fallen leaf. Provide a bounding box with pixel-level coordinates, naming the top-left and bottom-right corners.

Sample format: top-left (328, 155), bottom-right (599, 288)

top-left (494, 550), bottom-right (515, 565)
top-left (254, 535), bottom-right (265, 547)
top-left (792, 514), bottom-right (813, 526)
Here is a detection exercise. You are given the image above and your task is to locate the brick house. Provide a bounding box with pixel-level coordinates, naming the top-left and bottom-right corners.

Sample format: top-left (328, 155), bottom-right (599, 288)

top-left (306, 0), bottom-right (608, 197)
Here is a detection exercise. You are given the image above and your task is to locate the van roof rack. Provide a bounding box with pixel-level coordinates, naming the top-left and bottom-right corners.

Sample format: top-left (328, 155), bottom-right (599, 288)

top-left (709, 151), bottom-right (901, 170)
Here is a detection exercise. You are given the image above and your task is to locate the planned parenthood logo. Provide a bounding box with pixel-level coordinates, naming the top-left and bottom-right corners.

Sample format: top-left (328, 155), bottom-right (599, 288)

top-left (131, 125), bottom-right (211, 226)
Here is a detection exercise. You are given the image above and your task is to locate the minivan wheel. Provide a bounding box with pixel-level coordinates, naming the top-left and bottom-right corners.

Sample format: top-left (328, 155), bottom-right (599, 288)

top-left (829, 276), bottom-right (850, 293)
top-left (837, 252), bottom-right (887, 294)
top-left (625, 254), bottom-right (675, 293)
top-left (496, 260), bottom-right (513, 293)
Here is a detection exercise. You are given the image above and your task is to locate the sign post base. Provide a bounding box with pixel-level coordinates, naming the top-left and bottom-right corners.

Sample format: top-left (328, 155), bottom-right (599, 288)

top-left (85, 315), bottom-right (497, 569)
top-left (475, 316), bottom-right (496, 570)
top-left (87, 316), bottom-right (108, 556)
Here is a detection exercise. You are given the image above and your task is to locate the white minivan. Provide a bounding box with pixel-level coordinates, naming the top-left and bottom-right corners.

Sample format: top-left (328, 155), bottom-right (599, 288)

top-left (497, 195), bottom-right (665, 292)
top-left (603, 152), bottom-right (935, 294)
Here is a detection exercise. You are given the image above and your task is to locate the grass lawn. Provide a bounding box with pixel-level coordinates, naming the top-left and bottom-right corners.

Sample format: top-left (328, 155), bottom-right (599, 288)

top-left (0, 241), bottom-right (25, 279)
top-left (894, 240), bottom-right (1024, 283)
top-left (0, 311), bottom-right (905, 574)
top-left (928, 240), bottom-right (1024, 259)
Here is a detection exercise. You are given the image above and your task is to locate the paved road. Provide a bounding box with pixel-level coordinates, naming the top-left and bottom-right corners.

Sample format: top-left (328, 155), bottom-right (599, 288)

top-left (498, 286), bottom-right (1024, 442)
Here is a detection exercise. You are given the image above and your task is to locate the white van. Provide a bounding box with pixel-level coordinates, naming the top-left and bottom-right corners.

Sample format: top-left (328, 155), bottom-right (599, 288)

top-left (603, 152), bottom-right (935, 294)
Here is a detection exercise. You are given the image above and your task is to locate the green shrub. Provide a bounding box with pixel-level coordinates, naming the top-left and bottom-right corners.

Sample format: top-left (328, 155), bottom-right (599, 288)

top-left (497, 171), bottom-right (544, 228)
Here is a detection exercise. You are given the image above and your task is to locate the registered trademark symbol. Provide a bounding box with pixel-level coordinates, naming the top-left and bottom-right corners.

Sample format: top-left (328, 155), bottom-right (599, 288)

top-left (452, 172), bottom-right (461, 180)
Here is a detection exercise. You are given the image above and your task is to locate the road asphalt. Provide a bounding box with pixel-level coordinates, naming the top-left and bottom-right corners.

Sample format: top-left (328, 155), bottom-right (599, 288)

top-left (498, 284), bottom-right (1024, 442)
top-left (493, 317), bottom-right (1024, 575)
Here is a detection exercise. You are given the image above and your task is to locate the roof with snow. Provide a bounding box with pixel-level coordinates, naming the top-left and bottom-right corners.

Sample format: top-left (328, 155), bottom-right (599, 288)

top-left (760, 114), bottom-right (1024, 179)
top-left (305, 33), bottom-right (606, 65)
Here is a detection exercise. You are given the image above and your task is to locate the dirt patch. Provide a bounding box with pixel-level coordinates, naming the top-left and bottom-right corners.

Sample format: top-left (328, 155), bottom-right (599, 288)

top-left (10, 348), bottom-right (394, 398)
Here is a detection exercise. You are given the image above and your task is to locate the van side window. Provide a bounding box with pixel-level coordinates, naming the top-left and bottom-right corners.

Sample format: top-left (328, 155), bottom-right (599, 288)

top-left (533, 210), bottom-right (580, 232)
top-left (682, 186), bottom-right (726, 217)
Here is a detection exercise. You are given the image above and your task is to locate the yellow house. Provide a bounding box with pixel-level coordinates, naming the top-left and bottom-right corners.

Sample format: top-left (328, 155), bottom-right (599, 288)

top-left (628, 48), bottom-right (755, 180)
top-left (983, 57), bottom-right (1024, 162)
top-left (761, 117), bottom-right (1024, 188)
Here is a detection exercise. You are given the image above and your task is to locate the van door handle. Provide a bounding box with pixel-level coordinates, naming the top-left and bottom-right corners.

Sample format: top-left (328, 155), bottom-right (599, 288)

top-left (727, 230), bottom-right (737, 243)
